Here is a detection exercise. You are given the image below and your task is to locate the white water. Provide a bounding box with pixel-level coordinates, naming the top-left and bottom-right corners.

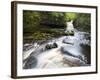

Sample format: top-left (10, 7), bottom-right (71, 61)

top-left (65, 20), bottom-right (74, 33)
top-left (23, 30), bottom-right (90, 69)
top-left (23, 21), bottom-right (90, 69)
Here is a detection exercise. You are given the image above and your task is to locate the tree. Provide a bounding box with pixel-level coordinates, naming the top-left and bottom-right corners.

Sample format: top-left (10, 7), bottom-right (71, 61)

top-left (73, 13), bottom-right (91, 32)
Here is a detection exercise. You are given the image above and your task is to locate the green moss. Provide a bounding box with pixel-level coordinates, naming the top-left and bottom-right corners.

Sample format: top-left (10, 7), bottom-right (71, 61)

top-left (32, 32), bottom-right (53, 41)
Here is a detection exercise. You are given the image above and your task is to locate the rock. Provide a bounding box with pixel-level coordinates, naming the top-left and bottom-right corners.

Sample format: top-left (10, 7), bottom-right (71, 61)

top-left (63, 38), bottom-right (74, 45)
top-left (64, 30), bottom-right (74, 36)
top-left (80, 39), bottom-right (90, 46)
top-left (61, 46), bottom-right (86, 63)
top-left (23, 56), bottom-right (37, 69)
top-left (63, 55), bottom-right (87, 66)
top-left (84, 33), bottom-right (91, 40)
top-left (23, 43), bottom-right (34, 51)
top-left (61, 47), bottom-right (78, 58)
top-left (45, 42), bottom-right (58, 49)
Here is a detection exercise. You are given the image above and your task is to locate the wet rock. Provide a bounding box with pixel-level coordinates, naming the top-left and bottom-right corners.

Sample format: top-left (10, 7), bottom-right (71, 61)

top-left (23, 43), bottom-right (33, 51)
top-left (64, 31), bottom-right (74, 36)
top-left (61, 47), bottom-right (78, 58)
top-left (45, 42), bottom-right (58, 49)
top-left (80, 39), bottom-right (90, 46)
top-left (63, 38), bottom-right (74, 45)
top-left (63, 55), bottom-right (87, 66)
top-left (84, 33), bottom-right (91, 40)
top-left (23, 56), bottom-right (37, 69)
top-left (61, 46), bottom-right (87, 63)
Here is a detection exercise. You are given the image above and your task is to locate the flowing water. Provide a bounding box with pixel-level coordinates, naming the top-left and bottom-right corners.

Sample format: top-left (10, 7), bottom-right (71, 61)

top-left (23, 30), bottom-right (91, 69)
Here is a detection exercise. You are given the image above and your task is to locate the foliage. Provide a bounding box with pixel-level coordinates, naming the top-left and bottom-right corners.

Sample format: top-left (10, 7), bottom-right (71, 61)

top-left (65, 13), bottom-right (78, 21)
top-left (73, 13), bottom-right (91, 32)
top-left (23, 10), bottom-right (91, 43)
top-left (23, 11), bottom-right (42, 33)
top-left (32, 32), bottom-right (53, 40)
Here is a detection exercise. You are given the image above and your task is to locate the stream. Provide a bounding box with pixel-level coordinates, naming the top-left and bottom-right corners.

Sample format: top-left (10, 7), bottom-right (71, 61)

top-left (23, 30), bottom-right (91, 69)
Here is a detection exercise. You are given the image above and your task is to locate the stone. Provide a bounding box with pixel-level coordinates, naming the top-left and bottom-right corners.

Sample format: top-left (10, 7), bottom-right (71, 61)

top-left (45, 42), bottom-right (58, 49)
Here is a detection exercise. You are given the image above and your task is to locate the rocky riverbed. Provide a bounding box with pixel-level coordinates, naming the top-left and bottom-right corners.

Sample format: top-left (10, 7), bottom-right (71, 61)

top-left (23, 31), bottom-right (90, 69)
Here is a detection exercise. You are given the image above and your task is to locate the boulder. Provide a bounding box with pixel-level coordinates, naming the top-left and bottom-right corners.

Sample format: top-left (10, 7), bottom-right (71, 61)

top-left (63, 38), bottom-right (74, 45)
top-left (61, 47), bottom-right (78, 58)
top-left (45, 42), bottom-right (58, 49)
top-left (23, 56), bottom-right (37, 69)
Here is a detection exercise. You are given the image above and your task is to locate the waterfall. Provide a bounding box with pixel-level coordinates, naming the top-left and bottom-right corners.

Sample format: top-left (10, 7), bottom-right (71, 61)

top-left (65, 20), bottom-right (74, 33)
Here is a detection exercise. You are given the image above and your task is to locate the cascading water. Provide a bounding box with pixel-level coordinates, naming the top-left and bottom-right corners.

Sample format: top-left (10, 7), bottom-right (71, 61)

top-left (23, 20), bottom-right (91, 69)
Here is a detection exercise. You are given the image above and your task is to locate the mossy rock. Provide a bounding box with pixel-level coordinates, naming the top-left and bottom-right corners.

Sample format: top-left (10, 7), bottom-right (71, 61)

top-left (64, 31), bottom-right (74, 36)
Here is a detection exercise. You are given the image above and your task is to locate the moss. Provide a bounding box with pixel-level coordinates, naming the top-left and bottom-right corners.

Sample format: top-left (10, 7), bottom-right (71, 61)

top-left (32, 32), bottom-right (53, 41)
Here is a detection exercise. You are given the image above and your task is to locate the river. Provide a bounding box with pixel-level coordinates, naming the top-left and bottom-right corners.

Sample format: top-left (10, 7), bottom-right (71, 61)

top-left (23, 30), bottom-right (91, 69)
